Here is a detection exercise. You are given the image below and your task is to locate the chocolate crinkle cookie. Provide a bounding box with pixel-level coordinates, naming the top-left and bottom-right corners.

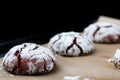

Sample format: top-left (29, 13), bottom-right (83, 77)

top-left (108, 49), bottom-right (120, 69)
top-left (48, 31), bottom-right (94, 56)
top-left (84, 22), bottom-right (120, 43)
top-left (2, 43), bottom-right (56, 75)
top-left (113, 49), bottom-right (120, 69)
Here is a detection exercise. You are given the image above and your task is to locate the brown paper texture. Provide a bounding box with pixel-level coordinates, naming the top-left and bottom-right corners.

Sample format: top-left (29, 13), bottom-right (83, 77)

top-left (98, 15), bottom-right (120, 26)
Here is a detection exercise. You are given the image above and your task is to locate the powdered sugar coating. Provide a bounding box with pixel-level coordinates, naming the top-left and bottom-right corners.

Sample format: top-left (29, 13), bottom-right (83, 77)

top-left (48, 31), bottom-right (94, 56)
top-left (112, 49), bottom-right (120, 69)
top-left (2, 43), bottom-right (56, 75)
top-left (84, 22), bottom-right (120, 43)
top-left (63, 76), bottom-right (81, 80)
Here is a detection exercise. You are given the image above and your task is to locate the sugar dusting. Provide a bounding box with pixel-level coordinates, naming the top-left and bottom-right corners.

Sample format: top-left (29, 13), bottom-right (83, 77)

top-left (48, 31), bottom-right (94, 56)
top-left (0, 60), bottom-right (15, 77)
top-left (2, 43), bottom-right (56, 74)
top-left (113, 49), bottom-right (120, 59)
top-left (106, 48), bottom-right (120, 69)
top-left (63, 76), bottom-right (93, 80)
top-left (63, 76), bottom-right (81, 80)
top-left (84, 22), bottom-right (120, 43)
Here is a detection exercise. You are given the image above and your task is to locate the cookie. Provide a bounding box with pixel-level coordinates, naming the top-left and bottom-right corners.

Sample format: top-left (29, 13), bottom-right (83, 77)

top-left (84, 22), bottom-right (120, 43)
top-left (2, 43), bottom-right (56, 75)
top-left (112, 49), bottom-right (120, 69)
top-left (48, 31), bottom-right (94, 56)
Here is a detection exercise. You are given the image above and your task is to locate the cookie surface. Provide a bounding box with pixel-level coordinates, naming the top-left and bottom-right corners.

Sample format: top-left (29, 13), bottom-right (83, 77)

top-left (112, 49), bottom-right (120, 69)
top-left (84, 22), bottom-right (120, 43)
top-left (2, 43), bottom-right (56, 75)
top-left (48, 31), bottom-right (94, 56)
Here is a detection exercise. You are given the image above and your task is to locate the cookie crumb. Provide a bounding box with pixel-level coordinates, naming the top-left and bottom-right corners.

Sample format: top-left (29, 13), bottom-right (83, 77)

top-left (63, 76), bottom-right (81, 80)
top-left (83, 78), bottom-right (91, 80)
top-left (9, 74), bottom-right (14, 77)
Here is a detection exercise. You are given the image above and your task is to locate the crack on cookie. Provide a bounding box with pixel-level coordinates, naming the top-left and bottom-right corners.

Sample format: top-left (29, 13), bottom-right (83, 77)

top-left (114, 59), bottom-right (120, 69)
top-left (93, 26), bottom-right (100, 37)
top-left (33, 45), bottom-right (39, 50)
top-left (53, 35), bottom-right (62, 44)
top-left (66, 37), bottom-right (83, 55)
top-left (12, 45), bottom-right (27, 74)
top-left (43, 58), bottom-right (48, 73)
top-left (12, 50), bottom-right (22, 74)
top-left (48, 54), bottom-right (56, 66)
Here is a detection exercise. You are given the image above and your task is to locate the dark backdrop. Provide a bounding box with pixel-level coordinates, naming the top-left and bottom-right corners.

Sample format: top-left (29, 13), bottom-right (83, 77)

top-left (1, 9), bottom-right (120, 44)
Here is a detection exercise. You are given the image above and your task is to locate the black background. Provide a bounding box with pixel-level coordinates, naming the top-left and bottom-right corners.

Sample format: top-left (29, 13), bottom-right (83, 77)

top-left (0, 4), bottom-right (120, 53)
top-left (1, 7), bottom-right (120, 44)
